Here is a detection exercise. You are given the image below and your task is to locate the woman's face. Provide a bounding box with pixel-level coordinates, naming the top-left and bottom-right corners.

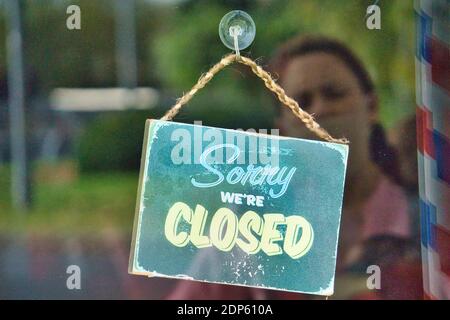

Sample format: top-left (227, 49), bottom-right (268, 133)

top-left (277, 52), bottom-right (376, 179)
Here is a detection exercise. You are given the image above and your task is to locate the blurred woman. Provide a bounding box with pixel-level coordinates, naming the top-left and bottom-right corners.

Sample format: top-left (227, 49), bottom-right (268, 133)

top-left (167, 35), bottom-right (422, 299)
top-left (270, 35), bottom-right (421, 299)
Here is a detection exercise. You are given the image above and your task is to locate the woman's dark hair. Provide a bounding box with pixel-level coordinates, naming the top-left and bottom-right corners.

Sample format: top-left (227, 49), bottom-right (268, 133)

top-left (270, 35), bottom-right (401, 184)
top-left (270, 35), bottom-right (374, 95)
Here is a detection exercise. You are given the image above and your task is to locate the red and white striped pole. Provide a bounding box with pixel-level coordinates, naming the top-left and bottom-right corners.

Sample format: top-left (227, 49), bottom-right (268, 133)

top-left (415, 0), bottom-right (450, 300)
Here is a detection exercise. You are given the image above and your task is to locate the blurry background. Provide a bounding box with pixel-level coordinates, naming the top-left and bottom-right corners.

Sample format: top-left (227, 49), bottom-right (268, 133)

top-left (0, 0), bottom-right (417, 299)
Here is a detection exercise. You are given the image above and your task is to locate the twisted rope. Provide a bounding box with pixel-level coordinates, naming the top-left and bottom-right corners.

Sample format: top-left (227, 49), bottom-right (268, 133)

top-left (161, 54), bottom-right (349, 144)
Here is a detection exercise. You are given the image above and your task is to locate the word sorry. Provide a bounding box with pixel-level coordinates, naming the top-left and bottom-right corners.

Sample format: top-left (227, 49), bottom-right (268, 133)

top-left (164, 202), bottom-right (314, 259)
top-left (191, 144), bottom-right (296, 199)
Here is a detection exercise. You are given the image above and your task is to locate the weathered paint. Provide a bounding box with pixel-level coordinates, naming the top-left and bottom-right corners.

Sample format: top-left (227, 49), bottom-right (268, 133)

top-left (129, 119), bottom-right (348, 295)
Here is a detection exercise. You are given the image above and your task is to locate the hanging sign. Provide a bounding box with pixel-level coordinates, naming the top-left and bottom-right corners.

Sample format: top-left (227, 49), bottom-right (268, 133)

top-left (129, 119), bottom-right (348, 295)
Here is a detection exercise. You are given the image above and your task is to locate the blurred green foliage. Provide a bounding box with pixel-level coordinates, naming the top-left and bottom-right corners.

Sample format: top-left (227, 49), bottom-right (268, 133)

top-left (0, 0), bottom-right (415, 129)
top-left (0, 163), bottom-right (137, 235)
top-left (0, 0), bottom-right (167, 89)
top-left (0, 0), bottom-right (416, 179)
top-left (152, 0), bottom-right (416, 127)
top-left (77, 110), bottom-right (154, 172)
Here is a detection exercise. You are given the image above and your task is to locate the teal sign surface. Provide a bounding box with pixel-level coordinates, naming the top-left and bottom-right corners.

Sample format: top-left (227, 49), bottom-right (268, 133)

top-left (129, 119), bottom-right (348, 295)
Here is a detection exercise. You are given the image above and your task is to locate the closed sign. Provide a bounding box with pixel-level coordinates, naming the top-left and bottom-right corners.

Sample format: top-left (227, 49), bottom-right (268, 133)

top-left (129, 119), bottom-right (348, 295)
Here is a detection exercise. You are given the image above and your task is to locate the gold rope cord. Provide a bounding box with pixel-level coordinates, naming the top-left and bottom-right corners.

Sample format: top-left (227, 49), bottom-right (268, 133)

top-left (161, 54), bottom-right (349, 144)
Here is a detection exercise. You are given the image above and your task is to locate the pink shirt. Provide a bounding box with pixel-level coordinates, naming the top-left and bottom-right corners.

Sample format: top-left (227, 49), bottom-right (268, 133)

top-left (362, 174), bottom-right (411, 239)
